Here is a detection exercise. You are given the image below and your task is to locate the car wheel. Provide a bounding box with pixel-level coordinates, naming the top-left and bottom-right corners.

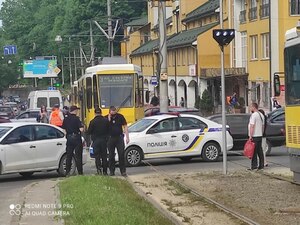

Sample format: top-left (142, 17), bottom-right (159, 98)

top-left (57, 154), bottom-right (76, 176)
top-left (180, 156), bottom-right (193, 162)
top-left (125, 146), bottom-right (143, 167)
top-left (266, 141), bottom-right (272, 156)
top-left (19, 172), bottom-right (34, 177)
top-left (202, 142), bottom-right (220, 162)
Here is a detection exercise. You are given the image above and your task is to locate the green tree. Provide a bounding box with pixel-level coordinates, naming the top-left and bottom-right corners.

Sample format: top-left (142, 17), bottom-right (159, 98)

top-left (198, 89), bottom-right (214, 116)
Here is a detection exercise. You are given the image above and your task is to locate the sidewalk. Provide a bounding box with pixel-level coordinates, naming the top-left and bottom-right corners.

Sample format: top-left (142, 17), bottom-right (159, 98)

top-left (12, 166), bottom-right (294, 225)
top-left (11, 180), bottom-right (64, 225)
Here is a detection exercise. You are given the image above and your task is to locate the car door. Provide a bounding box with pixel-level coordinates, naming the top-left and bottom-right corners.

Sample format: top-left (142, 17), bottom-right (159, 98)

top-left (33, 125), bottom-right (66, 169)
top-left (1, 126), bottom-right (35, 172)
top-left (145, 118), bottom-right (176, 154)
top-left (266, 113), bottom-right (285, 146)
top-left (173, 117), bottom-right (207, 152)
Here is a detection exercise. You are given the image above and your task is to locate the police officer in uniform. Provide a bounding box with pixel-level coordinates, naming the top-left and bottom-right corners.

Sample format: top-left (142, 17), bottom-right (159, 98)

top-left (87, 107), bottom-right (109, 175)
top-left (61, 105), bottom-right (84, 176)
top-left (107, 106), bottom-right (129, 176)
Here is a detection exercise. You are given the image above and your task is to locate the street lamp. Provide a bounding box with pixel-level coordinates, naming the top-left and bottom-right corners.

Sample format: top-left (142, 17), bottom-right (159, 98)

top-left (55, 35), bottom-right (65, 87)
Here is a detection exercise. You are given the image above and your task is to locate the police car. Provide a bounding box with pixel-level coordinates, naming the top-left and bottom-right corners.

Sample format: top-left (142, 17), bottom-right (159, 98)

top-left (124, 114), bottom-right (233, 166)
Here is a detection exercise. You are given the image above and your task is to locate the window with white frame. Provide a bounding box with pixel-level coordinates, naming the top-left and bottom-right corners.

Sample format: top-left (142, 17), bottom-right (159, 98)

top-left (263, 82), bottom-right (269, 107)
top-left (290, 0), bottom-right (300, 15)
top-left (241, 32), bottom-right (248, 69)
top-left (250, 35), bottom-right (258, 60)
top-left (261, 33), bottom-right (270, 59)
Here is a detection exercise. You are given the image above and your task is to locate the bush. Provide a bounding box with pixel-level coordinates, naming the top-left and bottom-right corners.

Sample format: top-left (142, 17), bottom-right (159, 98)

top-left (195, 89), bottom-right (213, 116)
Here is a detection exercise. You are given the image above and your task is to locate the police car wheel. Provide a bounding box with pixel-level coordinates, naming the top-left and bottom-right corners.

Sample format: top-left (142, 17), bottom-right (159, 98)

top-left (57, 154), bottom-right (76, 176)
top-left (125, 147), bottom-right (143, 167)
top-left (202, 142), bottom-right (220, 162)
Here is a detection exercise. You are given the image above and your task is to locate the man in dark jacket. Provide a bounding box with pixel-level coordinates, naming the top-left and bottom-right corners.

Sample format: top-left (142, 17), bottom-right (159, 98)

top-left (61, 105), bottom-right (84, 176)
top-left (87, 107), bottom-right (109, 175)
top-left (107, 106), bottom-right (129, 177)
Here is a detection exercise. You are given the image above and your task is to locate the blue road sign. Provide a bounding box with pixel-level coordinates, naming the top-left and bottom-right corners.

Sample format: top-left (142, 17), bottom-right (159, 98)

top-left (3, 45), bottom-right (17, 55)
top-left (48, 86), bottom-right (56, 90)
top-left (150, 76), bottom-right (158, 85)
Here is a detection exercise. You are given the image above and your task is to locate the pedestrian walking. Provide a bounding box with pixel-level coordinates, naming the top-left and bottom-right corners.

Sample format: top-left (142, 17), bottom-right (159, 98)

top-left (229, 92), bottom-right (238, 113)
top-left (61, 105), bottom-right (84, 176)
top-left (258, 109), bottom-right (268, 167)
top-left (37, 105), bottom-right (49, 123)
top-left (248, 103), bottom-right (265, 170)
top-left (180, 97), bottom-right (185, 107)
top-left (49, 104), bottom-right (64, 127)
top-left (107, 106), bottom-right (129, 177)
top-left (87, 107), bottom-right (109, 175)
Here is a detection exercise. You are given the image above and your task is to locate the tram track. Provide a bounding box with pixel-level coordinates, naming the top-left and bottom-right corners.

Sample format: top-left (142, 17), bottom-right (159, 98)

top-left (141, 160), bottom-right (260, 225)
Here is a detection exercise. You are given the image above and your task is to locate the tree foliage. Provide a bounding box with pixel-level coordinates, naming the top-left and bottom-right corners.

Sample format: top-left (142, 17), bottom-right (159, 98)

top-left (0, 0), bottom-right (147, 90)
top-left (195, 89), bottom-right (214, 116)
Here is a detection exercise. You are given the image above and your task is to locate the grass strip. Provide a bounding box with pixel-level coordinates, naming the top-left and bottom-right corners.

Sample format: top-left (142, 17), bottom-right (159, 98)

top-left (59, 176), bottom-right (174, 225)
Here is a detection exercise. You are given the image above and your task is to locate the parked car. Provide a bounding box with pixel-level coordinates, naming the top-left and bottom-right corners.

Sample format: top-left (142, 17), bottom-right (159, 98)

top-left (0, 106), bottom-right (15, 119)
top-left (0, 117), bottom-right (11, 123)
top-left (0, 122), bottom-right (87, 177)
top-left (144, 106), bottom-right (199, 117)
top-left (11, 109), bottom-right (40, 122)
top-left (124, 114), bottom-right (233, 166)
top-left (208, 111), bottom-right (285, 154)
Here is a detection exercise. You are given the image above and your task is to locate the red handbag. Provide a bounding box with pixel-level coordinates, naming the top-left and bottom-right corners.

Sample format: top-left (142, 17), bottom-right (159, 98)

top-left (243, 139), bottom-right (255, 159)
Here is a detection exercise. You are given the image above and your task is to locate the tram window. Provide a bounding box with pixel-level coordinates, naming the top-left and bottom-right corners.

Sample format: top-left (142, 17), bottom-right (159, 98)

top-left (93, 75), bottom-right (99, 108)
top-left (285, 45), bottom-right (300, 105)
top-left (86, 77), bottom-right (92, 109)
top-left (135, 74), bottom-right (143, 107)
top-left (99, 74), bottom-right (133, 108)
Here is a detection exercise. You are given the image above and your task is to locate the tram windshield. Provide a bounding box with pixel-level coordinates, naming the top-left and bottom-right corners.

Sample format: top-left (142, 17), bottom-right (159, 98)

top-left (99, 74), bottom-right (133, 108)
top-left (285, 44), bottom-right (300, 105)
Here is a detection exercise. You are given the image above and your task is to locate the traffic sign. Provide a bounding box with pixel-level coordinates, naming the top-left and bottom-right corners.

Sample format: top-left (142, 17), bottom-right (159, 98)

top-left (3, 45), bottom-right (17, 55)
top-left (48, 86), bottom-right (56, 90)
top-left (150, 76), bottom-right (158, 85)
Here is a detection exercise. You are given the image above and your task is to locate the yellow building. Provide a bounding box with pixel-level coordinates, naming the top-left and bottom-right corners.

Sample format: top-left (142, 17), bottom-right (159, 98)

top-left (122, 0), bottom-right (300, 111)
top-left (234, 0), bottom-right (300, 109)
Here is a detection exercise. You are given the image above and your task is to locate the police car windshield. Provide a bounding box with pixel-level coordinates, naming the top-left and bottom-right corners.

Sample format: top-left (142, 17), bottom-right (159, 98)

top-left (0, 126), bottom-right (13, 139)
top-left (128, 118), bottom-right (157, 132)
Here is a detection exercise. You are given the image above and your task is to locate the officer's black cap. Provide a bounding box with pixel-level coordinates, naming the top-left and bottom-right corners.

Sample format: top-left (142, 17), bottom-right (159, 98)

top-left (70, 105), bottom-right (80, 112)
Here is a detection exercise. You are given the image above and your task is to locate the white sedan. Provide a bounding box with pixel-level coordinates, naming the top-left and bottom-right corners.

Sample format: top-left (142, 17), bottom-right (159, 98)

top-left (0, 122), bottom-right (87, 177)
top-left (124, 114), bottom-right (233, 166)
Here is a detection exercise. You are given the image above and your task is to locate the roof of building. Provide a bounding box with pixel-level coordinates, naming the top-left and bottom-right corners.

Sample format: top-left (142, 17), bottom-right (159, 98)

top-left (125, 17), bottom-right (148, 27)
top-left (182, 0), bottom-right (219, 23)
top-left (167, 22), bottom-right (218, 49)
top-left (131, 22), bottom-right (218, 56)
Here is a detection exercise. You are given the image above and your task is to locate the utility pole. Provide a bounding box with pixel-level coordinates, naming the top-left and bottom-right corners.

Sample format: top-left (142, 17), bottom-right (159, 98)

top-left (90, 21), bottom-right (95, 66)
top-left (107, 0), bottom-right (113, 57)
top-left (158, 0), bottom-right (168, 113)
top-left (74, 49), bottom-right (77, 81)
top-left (94, 0), bottom-right (119, 58)
top-left (80, 41), bottom-right (85, 75)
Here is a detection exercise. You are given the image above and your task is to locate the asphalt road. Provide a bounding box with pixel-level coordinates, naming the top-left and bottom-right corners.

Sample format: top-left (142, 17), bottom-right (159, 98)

top-left (0, 146), bottom-right (290, 225)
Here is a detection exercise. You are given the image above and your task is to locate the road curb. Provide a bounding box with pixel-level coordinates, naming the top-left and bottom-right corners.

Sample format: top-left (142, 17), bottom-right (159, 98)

top-left (127, 176), bottom-right (182, 225)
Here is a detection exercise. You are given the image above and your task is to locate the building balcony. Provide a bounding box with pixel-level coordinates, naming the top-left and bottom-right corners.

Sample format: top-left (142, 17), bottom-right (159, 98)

top-left (200, 67), bottom-right (247, 79)
top-left (249, 7), bottom-right (257, 21)
top-left (239, 10), bottom-right (246, 23)
top-left (260, 4), bottom-right (270, 19)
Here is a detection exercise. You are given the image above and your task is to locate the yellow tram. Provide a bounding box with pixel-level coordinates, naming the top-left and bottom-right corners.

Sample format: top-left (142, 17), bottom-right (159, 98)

top-left (274, 22), bottom-right (300, 183)
top-left (76, 64), bottom-right (144, 128)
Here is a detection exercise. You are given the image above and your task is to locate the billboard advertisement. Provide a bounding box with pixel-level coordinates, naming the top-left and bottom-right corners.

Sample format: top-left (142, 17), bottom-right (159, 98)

top-left (23, 59), bottom-right (61, 78)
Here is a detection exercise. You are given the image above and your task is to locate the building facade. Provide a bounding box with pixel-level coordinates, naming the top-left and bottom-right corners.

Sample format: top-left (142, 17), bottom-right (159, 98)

top-left (122, 0), bottom-right (300, 111)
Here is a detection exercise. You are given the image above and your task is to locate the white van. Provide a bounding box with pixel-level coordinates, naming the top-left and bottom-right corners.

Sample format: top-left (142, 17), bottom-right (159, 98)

top-left (27, 90), bottom-right (63, 110)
